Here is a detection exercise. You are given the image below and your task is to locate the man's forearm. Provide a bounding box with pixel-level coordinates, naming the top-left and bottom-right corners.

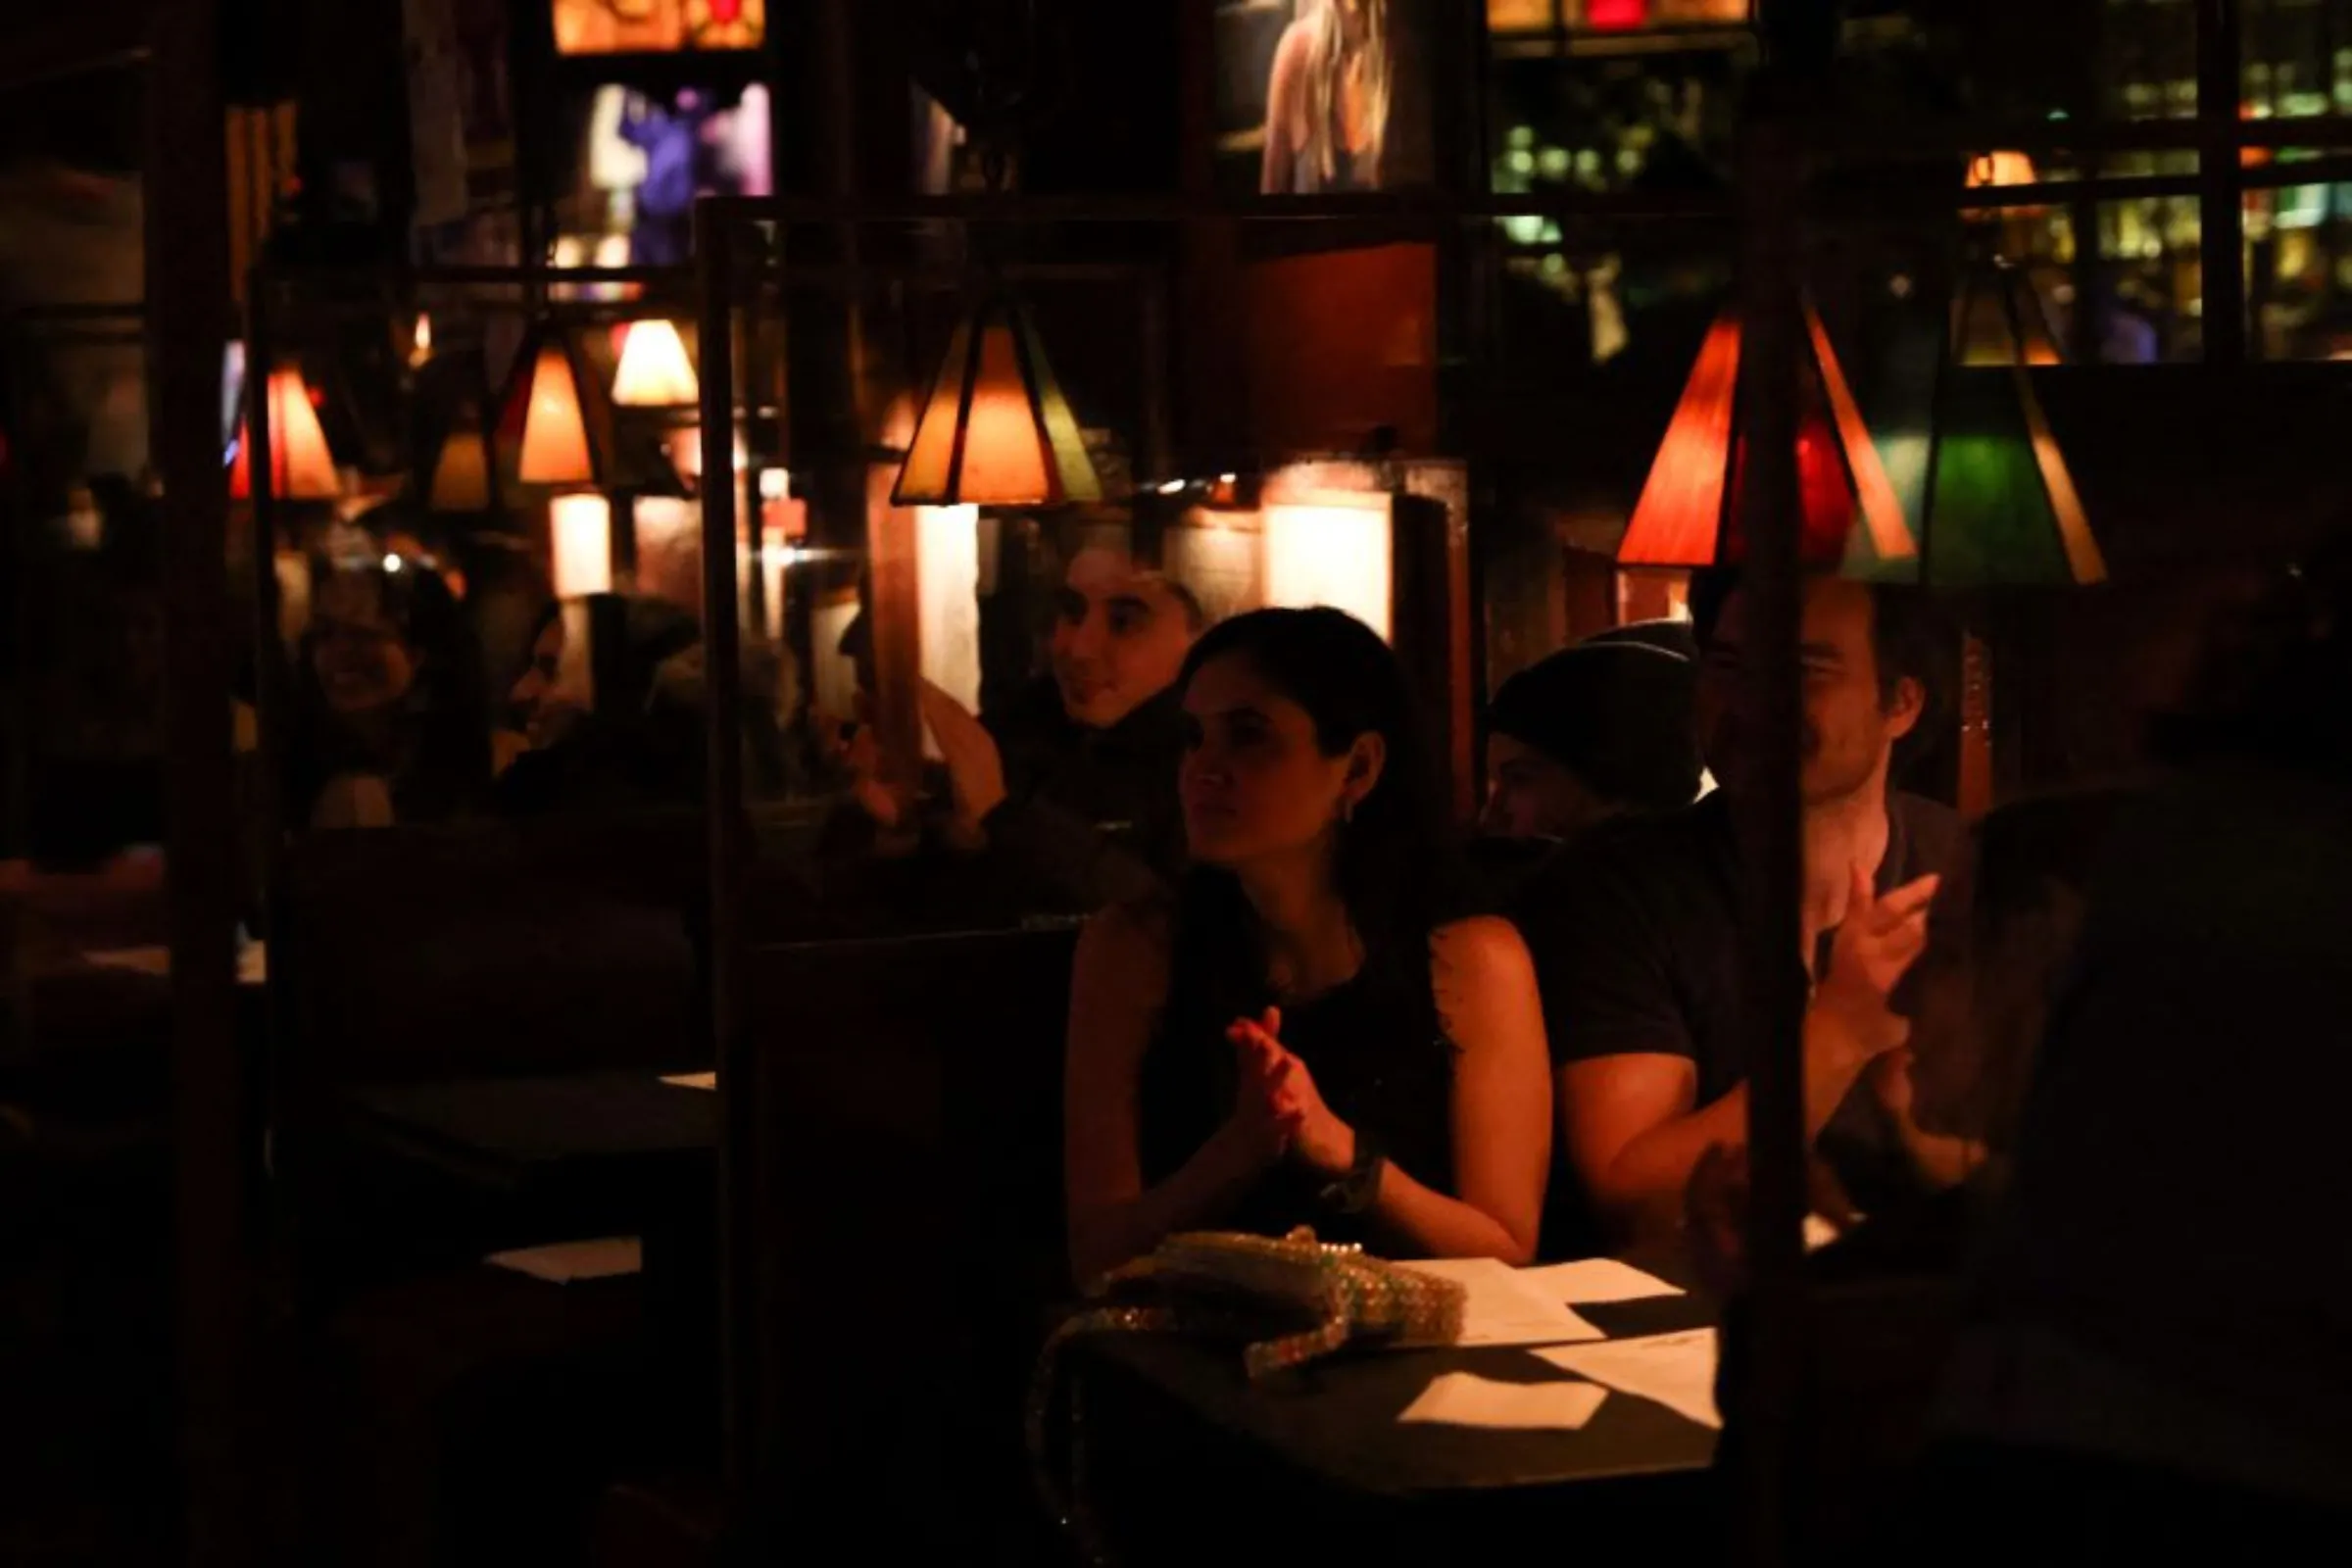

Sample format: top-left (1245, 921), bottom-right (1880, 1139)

top-left (1592, 1001), bottom-right (1891, 1239)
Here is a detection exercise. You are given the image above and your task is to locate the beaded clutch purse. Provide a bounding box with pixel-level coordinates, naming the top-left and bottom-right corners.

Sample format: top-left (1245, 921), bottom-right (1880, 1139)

top-left (1027, 1230), bottom-right (1466, 1559)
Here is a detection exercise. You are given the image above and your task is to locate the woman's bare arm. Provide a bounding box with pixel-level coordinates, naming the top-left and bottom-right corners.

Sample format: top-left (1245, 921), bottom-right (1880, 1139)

top-left (1356, 917), bottom-right (1553, 1264)
top-left (1063, 903), bottom-right (1272, 1284)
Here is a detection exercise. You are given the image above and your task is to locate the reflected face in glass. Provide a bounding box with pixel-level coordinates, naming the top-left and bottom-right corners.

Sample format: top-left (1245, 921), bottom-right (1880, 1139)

top-left (1179, 653), bottom-right (1360, 869)
top-left (1050, 548), bottom-right (1198, 730)
top-left (1700, 578), bottom-right (1918, 807)
top-left (310, 572), bottom-right (416, 716)
top-left (509, 615), bottom-right (567, 743)
top-left (1480, 733), bottom-right (1610, 843)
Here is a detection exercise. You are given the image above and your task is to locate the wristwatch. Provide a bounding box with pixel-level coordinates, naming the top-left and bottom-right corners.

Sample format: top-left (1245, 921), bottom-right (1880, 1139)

top-left (1318, 1133), bottom-right (1388, 1217)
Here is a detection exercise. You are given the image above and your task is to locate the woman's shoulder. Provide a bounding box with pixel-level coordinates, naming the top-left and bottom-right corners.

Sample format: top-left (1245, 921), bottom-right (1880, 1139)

top-left (1428, 915), bottom-right (1538, 1004)
top-left (1432, 913), bottom-right (1535, 967)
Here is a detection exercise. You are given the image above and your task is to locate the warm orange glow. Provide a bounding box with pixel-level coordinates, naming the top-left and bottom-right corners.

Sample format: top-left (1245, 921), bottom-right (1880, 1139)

top-left (1967, 150), bottom-right (2039, 188)
top-left (1620, 308), bottom-right (1919, 571)
top-left (230, 368), bottom-right (340, 501)
top-left (1619, 318), bottom-right (1740, 567)
top-left (1263, 500), bottom-right (1394, 642)
top-left (612, 319), bottom-right (700, 408)
top-left (411, 314), bottom-right (433, 368)
top-left (892, 299), bottom-right (1102, 508)
top-left (549, 492), bottom-right (613, 599)
top-left (955, 323), bottom-right (1054, 503)
top-left (428, 426), bottom-right (493, 512)
top-left (519, 344), bottom-right (595, 485)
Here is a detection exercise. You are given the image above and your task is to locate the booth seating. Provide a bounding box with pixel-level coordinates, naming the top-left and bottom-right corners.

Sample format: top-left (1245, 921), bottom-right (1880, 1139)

top-left (719, 923), bottom-right (1081, 1562)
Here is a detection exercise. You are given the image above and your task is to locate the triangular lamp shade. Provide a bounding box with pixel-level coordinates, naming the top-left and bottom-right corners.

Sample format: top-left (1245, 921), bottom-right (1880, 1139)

top-left (229, 368), bottom-right (340, 501)
top-left (428, 423), bottom-right (495, 513)
top-left (892, 294), bottom-right (1102, 508)
top-left (612, 319), bottom-right (700, 409)
top-left (518, 341), bottom-right (595, 484)
top-left (1922, 258), bottom-right (2106, 588)
top-left (1618, 306), bottom-right (1918, 574)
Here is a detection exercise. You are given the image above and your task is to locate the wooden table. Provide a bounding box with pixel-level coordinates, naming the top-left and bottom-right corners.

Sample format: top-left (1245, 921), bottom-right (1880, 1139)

top-left (337, 1071), bottom-right (717, 1196)
top-left (1069, 1270), bottom-right (1723, 1563)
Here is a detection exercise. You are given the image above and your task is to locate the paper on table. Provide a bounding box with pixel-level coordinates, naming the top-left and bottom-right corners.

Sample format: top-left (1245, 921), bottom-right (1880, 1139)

top-left (484, 1236), bottom-right (643, 1284)
top-left (1396, 1258), bottom-right (1604, 1348)
top-left (1398, 1372), bottom-right (1609, 1432)
top-left (83, 947), bottom-right (171, 978)
top-left (661, 1071), bottom-right (718, 1091)
top-left (81, 943), bottom-right (269, 985)
top-left (1535, 1329), bottom-right (1722, 1431)
top-left (1521, 1257), bottom-right (1685, 1305)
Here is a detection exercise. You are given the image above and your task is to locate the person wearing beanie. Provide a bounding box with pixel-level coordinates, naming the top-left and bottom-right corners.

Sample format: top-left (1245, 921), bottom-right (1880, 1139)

top-left (1480, 637), bottom-right (1705, 844)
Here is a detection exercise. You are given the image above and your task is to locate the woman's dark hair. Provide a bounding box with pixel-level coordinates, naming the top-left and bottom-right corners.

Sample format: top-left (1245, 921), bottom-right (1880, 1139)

top-left (1163, 607), bottom-right (1453, 1045)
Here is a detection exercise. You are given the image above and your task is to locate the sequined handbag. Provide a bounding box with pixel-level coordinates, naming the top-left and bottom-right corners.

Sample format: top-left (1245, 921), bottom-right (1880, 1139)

top-left (1026, 1229), bottom-right (1466, 1560)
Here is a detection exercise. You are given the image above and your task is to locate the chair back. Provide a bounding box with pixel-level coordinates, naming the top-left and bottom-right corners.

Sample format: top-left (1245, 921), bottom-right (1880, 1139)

top-left (738, 922), bottom-right (1078, 1551)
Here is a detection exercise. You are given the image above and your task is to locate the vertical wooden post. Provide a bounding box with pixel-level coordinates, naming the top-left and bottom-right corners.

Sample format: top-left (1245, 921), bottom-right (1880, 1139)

top-left (149, 0), bottom-right (244, 1559)
top-left (1730, 92), bottom-right (1808, 1568)
top-left (695, 205), bottom-right (754, 1500)
top-left (1958, 625), bottom-right (1995, 820)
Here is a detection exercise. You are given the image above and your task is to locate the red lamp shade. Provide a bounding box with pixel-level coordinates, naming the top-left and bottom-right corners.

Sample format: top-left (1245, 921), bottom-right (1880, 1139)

top-left (1618, 305), bottom-right (1917, 574)
top-left (229, 368), bottom-right (340, 501)
top-left (1586, 0), bottom-right (1648, 29)
top-left (892, 293), bottom-right (1102, 509)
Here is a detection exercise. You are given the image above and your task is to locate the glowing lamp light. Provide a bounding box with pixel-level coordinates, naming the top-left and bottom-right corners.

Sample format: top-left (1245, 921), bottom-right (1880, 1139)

top-left (550, 492), bottom-right (614, 600)
top-left (612, 319), bottom-right (700, 408)
top-left (1925, 257), bottom-right (2105, 588)
top-left (1617, 305), bottom-right (1917, 575)
top-left (517, 340), bottom-right (598, 486)
top-left (1264, 501), bottom-right (1394, 642)
top-left (915, 504), bottom-right (984, 722)
top-left (411, 314), bottom-right (433, 368)
top-left (428, 424), bottom-right (494, 513)
top-left (229, 368), bottom-right (341, 501)
top-left (893, 293), bottom-right (1102, 508)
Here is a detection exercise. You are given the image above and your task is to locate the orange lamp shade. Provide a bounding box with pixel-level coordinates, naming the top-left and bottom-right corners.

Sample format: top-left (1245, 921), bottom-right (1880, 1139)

top-left (612, 319), bottom-right (700, 408)
top-left (1618, 305), bottom-right (1917, 574)
top-left (428, 425), bottom-right (494, 513)
top-left (892, 295), bottom-right (1102, 509)
top-left (229, 368), bottom-right (340, 501)
top-left (518, 341), bottom-right (598, 485)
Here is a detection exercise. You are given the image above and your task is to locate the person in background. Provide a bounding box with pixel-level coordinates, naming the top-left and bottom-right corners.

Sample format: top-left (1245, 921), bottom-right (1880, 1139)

top-left (1480, 635), bottom-right (1705, 844)
top-left (1519, 573), bottom-right (1967, 1250)
top-left (1064, 609), bottom-right (1551, 1282)
top-left (1919, 541), bottom-right (2352, 1557)
top-left (492, 599), bottom-right (574, 778)
top-left (1260, 0), bottom-right (1391, 194)
top-left (894, 537), bottom-right (1203, 916)
top-left (492, 595), bottom-right (701, 817)
top-left (1697, 787), bottom-right (2128, 1567)
top-left (287, 550), bottom-right (487, 829)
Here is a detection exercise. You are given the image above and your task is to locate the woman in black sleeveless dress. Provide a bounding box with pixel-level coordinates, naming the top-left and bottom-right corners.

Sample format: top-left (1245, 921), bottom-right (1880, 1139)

top-left (1064, 609), bottom-right (1551, 1282)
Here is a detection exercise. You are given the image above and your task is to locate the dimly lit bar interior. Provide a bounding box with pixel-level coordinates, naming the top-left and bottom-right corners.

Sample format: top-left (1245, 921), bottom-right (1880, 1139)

top-left (6, 0), bottom-right (2351, 1562)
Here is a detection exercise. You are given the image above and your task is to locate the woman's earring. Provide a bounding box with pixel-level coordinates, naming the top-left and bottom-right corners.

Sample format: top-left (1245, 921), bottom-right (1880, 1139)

top-left (1340, 796), bottom-right (1355, 825)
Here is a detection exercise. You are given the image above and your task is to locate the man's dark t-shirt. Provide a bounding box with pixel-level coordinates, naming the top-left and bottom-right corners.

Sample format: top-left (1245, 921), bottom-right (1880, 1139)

top-left (1515, 788), bottom-right (1963, 1222)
